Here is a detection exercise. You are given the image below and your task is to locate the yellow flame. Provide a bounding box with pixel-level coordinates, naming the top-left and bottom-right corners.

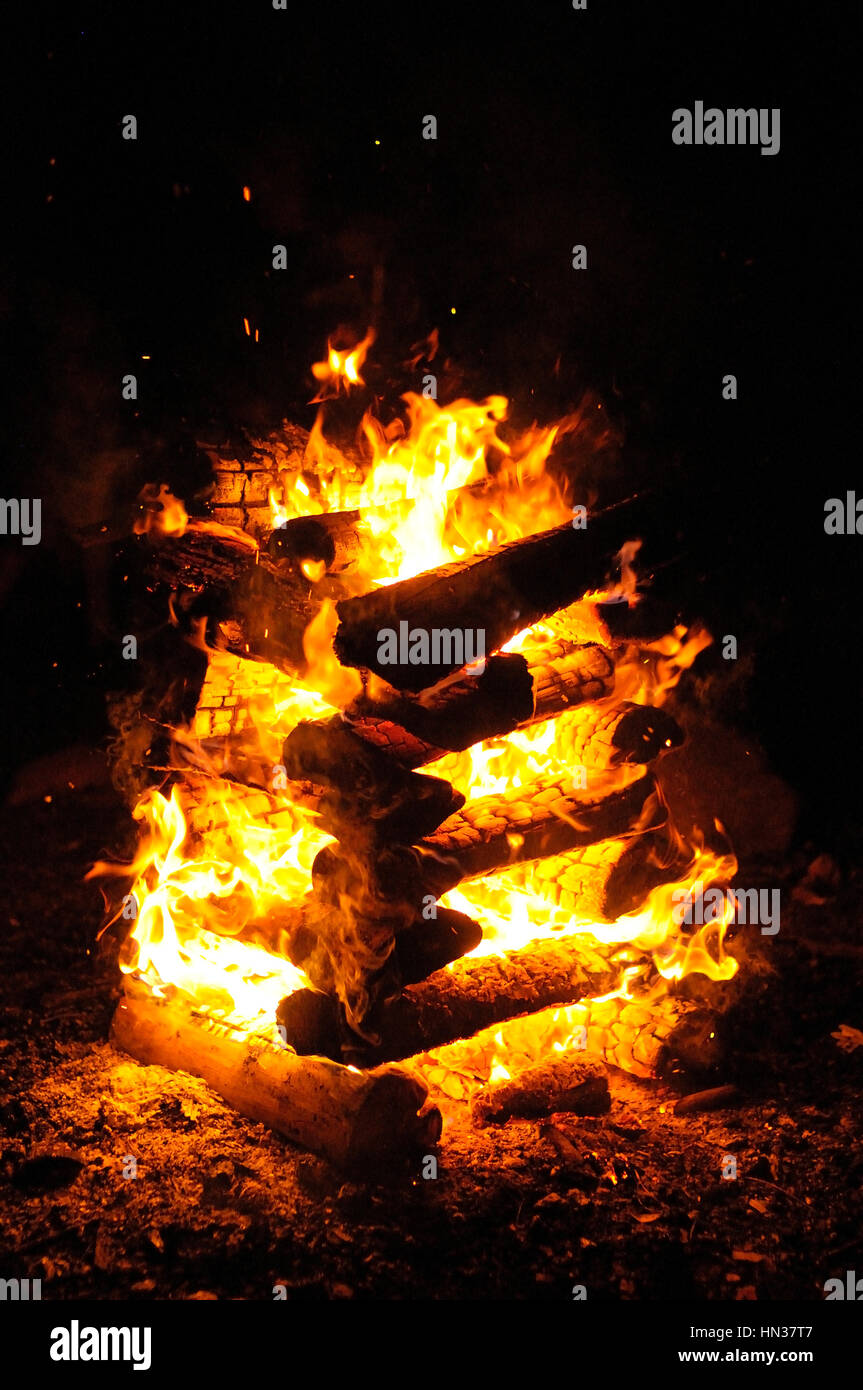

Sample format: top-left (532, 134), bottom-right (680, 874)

top-left (311, 328), bottom-right (376, 400)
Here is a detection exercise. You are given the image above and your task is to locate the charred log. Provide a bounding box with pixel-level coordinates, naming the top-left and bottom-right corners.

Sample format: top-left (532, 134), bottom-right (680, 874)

top-left (265, 474), bottom-right (560, 577)
top-left (496, 827), bottom-right (681, 923)
top-left (526, 640), bottom-right (616, 725)
top-left (333, 494), bottom-right (664, 691)
top-left (281, 719), bottom-right (463, 845)
top-left (557, 701), bottom-right (684, 770)
top-left (144, 529), bottom-right (320, 674)
top-left (277, 933), bottom-right (623, 1065)
top-left (345, 652), bottom-right (534, 754)
top-left (419, 771), bottom-right (665, 881)
top-left (268, 509), bottom-right (370, 575)
top-left (342, 934), bottom-right (623, 1065)
top-left (340, 641), bottom-right (615, 768)
top-left (419, 990), bottom-right (726, 1083)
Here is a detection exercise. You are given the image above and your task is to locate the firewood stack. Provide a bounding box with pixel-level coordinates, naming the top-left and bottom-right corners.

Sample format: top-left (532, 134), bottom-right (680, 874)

top-left (136, 437), bottom-right (699, 1050)
top-left (108, 428), bottom-right (754, 1168)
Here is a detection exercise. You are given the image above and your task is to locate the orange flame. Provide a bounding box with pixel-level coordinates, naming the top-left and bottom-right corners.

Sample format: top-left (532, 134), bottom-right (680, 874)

top-left (310, 328), bottom-right (376, 400)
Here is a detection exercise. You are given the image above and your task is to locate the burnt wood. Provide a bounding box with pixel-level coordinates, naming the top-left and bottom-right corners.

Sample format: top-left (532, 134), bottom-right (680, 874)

top-left (333, 493), bottom-right (664, 691)
top-left (419, 772), bottom-right (664, 881)
top-left (281, 718), bottom-right (463, 845)
top-left (471, 1053), bottom-right (611, 1124)
top-left (145, 529), bottom-right (319, 673)
top-left (343, 934), bottom-right (622, 1065)
top-left (345, 652), bottom-right (534, 755)
top-left (277, 933), bottom-right (621, 1065)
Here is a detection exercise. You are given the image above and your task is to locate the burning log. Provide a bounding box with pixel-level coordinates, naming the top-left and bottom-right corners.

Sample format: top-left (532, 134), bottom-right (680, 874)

top-left (393, 906), bottom-right (484, 984)
top-left (527, 640), bottom-right (616, 725)
top-left (337, 717), bottom-right (443, 770)
top-left (111, 988), bottom-right (441, 1169)
top-left (281, 719), bottom-right (463, 844)
top-left (471, 1053), bottom-right (611, 1125)
top-left (309, 842), bottom-right (462, 917)
top-left (546, 595), bottom-right (681, 647)
top-left (345, 653), bottom-right (535, 755)
top-left (265, 474), bottom-right (558, 577)
top-left (339, 640), bottom-right (615, 768)
top-left (268, 508), bottom-right (370, 574)
top-left (145, 529), bottom-right (320, 674)
top-left (579, 994), bottom-right (727, 1078)
top-left (334, 496), bottom-right (664, 691)
top-left (496, 828), bottom-right (680, 923)
top-left (325, 934), bottom-right (623, 1066)
top-left (420, 771), bottom-right (665, 881)
top-left (557, 701), bottom-right (684, 770)
top-left (258, 860), bottom-right (474, 1028)
top-left (419, 990), bottom-right (725, 1089)
top-left (270, 774), bottom-right (663, 1019)
top-left (275, 906), bottom-right (485, 1058)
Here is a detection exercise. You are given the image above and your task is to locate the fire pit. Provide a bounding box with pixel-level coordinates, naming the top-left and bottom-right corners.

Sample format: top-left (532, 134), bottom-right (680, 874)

top-left (91, 339), bottom-right (763, 1170)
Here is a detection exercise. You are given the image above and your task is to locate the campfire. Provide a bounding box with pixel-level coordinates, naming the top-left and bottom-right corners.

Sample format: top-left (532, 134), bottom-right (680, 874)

top-left (92, 337), bottom-right (751, 1169)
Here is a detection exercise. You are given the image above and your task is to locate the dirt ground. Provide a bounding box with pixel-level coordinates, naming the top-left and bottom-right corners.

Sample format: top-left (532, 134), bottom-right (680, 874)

top-left (1, 764), bottom-right (862, 1302)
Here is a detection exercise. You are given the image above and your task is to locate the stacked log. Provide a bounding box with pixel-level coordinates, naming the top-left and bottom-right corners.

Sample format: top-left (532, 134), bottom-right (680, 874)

top-left (552, 701), bottom-right (684, 770)
top-left (114, 470), bottom-right (731, 1155)
top-left (419, 771), bottom-right (664, 881)
top-left (276, 932), bottom-right (625, 1064)
top-left (495, 828), bottom-right (683, 924)
top-left (342, 640), bottom-right (616, 766)
top-left (334, 495), bottom-right (664, 691)
top-left (415, 990), bottom-right (724, 1095)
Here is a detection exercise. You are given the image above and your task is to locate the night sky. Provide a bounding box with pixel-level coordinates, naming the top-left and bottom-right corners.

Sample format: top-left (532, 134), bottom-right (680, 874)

top-left (2, 2), bottom-right (858, 840)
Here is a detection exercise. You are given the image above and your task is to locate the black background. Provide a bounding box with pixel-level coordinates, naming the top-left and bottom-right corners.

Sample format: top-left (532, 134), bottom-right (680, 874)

top-left (2, 1), bottom-right (859, 840)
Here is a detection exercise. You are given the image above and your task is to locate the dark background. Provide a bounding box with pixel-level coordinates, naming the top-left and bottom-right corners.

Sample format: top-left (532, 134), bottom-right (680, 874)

top-left (2, 2), bottom-right (859, 841)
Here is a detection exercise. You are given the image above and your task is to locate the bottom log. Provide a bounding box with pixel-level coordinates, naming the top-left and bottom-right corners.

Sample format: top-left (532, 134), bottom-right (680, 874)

top-left (110, 990), bottom-right (441, 1169)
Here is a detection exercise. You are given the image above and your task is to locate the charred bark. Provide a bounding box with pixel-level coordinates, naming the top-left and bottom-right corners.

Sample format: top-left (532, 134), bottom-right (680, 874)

top-left (420, 772), bottom-right (664, 882)
top-left (333, 493), bottom-right (664, 691)
top-left (277, 933), bottom-right (622, 1065)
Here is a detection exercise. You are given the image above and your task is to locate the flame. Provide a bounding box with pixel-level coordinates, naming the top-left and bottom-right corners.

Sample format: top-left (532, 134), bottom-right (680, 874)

top-left (311, 328), bottom-right (376, 400)
top-left (134, 482), bottom-right (258, 550)
top-left (134, 484), bottom-right (189, 537)
top-left (97, 335), bottom-right (733, 1088)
